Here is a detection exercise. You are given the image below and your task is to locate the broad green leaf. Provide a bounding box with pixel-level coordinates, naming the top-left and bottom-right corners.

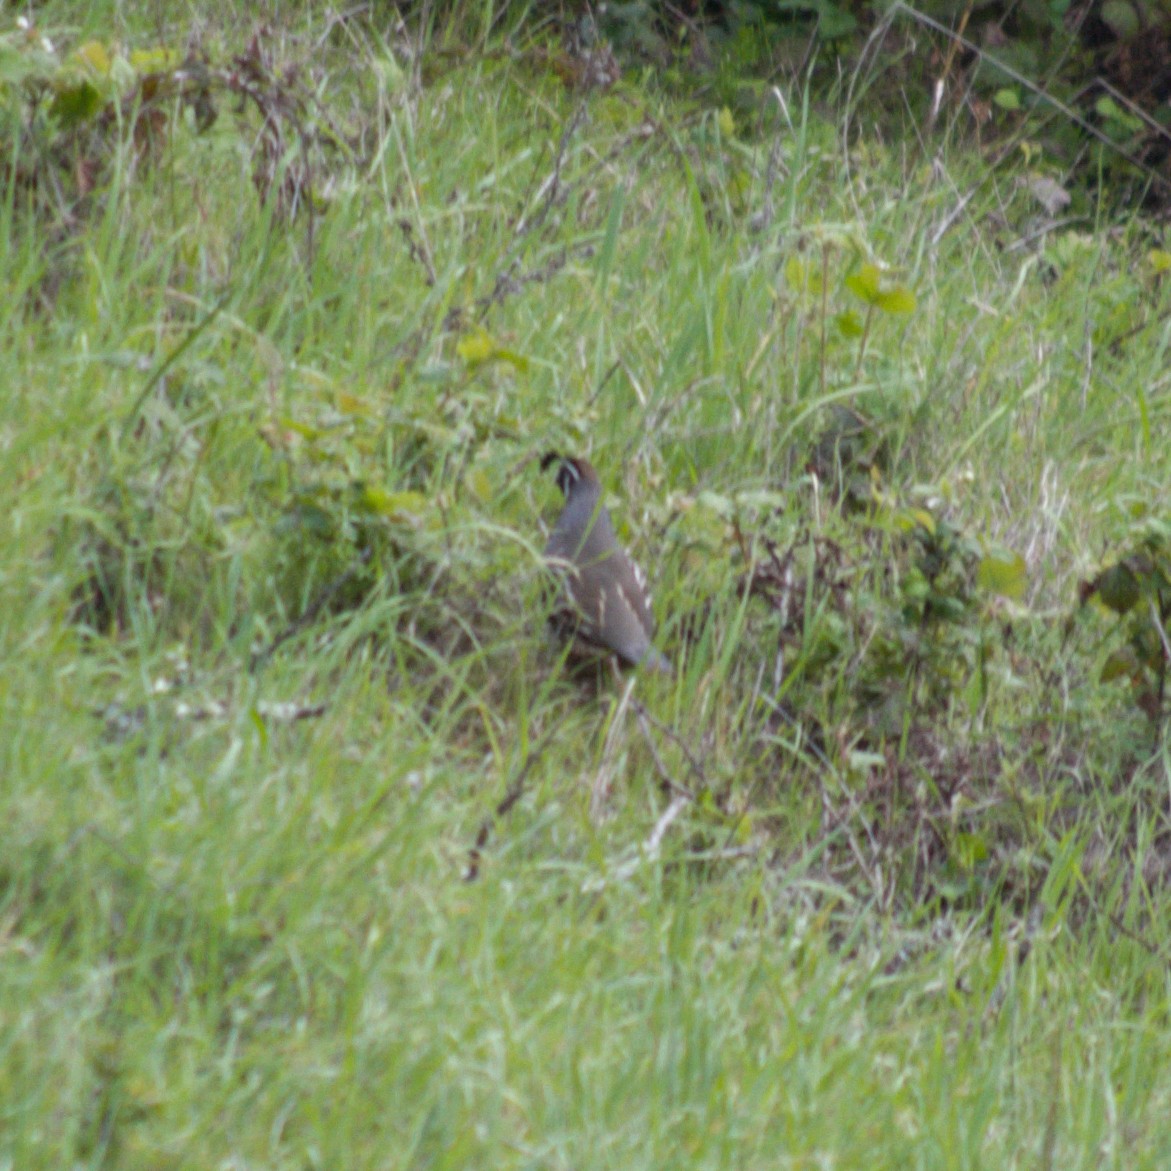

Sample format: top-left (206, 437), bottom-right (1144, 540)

top-left (1100, 646), bottom-right (1139, 683)
top-left (72, 40), bottom-right (111, 76)
top-left (907, 508), bottom-right (936, 535)
top-left (456, 327), bottom-right (528, 372)
top-left (1148, 249), bottom-right (1171, 273)
top-left (993, 88), bottom-right (1020, 111)
top-left (952, 832), bottom-right (989, 870)
top-left (1100, 0), bottom-right (1141, 39)
top-left (1134, 624), bottom-right (1166, 670)
top-left (1094, 96), bottom-right (1143, 135)
top-left (875, 285), bottom-right (916, 314)
top-left (784, 256), bottom-right (821, 294)
top-left (491, 346), bottom-right (529, 373)
top-left (1095, 563), bottom-right (1140, 614)
top-left (845, 263), bottom-right (881, 303)
top-left (976, 551), bottom-right (1027, 600)
top-left (835, 310), bottom-right (864, 337)
top-left (846, 264), bottom-right (914, 314)
top-left (50, 79), bottom-right (104, 125)
top-left (457, 327), bottom-right (497, 366)
top-left (358, 487), bottom-right (429, 522)
top-left (818, 5), bottom-right (857, 37)
top-left (129, 47), bottom-right (181, 73)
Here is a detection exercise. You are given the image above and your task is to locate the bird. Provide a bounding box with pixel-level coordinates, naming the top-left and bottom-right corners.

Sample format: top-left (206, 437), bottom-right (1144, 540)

top-left (540, 452), bottom-right (670, 673)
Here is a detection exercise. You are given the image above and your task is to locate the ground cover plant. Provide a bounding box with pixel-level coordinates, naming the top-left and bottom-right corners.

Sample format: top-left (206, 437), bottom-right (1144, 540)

top-left (2, 1), bottom-right (1171, 1167)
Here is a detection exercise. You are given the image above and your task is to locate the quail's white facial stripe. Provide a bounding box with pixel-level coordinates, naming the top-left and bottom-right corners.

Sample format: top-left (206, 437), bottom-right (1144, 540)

top-left (556, 460), bottom-right (582, 497)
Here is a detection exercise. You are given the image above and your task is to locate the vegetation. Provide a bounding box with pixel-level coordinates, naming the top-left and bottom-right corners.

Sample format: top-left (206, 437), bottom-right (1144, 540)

top-left (2, 1), bottom-right (1170, 1166)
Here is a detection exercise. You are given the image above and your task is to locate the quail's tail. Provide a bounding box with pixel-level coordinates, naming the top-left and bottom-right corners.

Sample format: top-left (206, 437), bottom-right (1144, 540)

top-left (639, 646), bottom-right (672, 675)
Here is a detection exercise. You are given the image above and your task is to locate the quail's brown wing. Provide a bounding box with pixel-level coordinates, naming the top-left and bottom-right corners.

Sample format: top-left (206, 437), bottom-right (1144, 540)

top-left (569, 549), bottom-right (654, 667)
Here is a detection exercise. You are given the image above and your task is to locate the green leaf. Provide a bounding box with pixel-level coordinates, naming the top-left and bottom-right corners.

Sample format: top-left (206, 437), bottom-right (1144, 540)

top-left (875, 285), bottom-right (916, 315)
top-left (456, 327), bottom-right (528, 372)
top-left (129, 47), bottom-right (181, 74)
top-left (846, 264), bottom-right (915, 314)
top-left (72, 40), bottom-right (111, 77)
top-left (785, 256), bottom-right (822, 295)
top-left (976, 551), bottom-right (1027, 600)
top-left (249, 707), bottom-right (269, 749)
top-left (1100, 0), bottom-right (1141, 39)
top-left (1149, 249), bottom-right (1171, 274)
top-left (358, 488), bottom-right (429, 524)
top-left (1095, 563), bottom-right (1140, 614)
top-left (845, 263), bottom-right (881, 304)
top-left (993, 88), bottom-right (1021, 111)
top-left (456, 327), bottom-right (496, 366)
top-left (1132, 629), bottom-right (1162, 672)
top-left (952, 831), bottom-right (988, 870)
top-left (835, 310), bottom-right (864, 337)
top-left (49, 79), bottom-right (105, 126)
top-left (492, 347), bottom-right (529, 373)
top-left (817, 4), bottom-right (857, 38)
top-left (1094, 96), bottom-right (1143, 136)
top-left (1100, 646), bottom-right (1139, 683)
top-left (898, 508), bottom-right (936, 536)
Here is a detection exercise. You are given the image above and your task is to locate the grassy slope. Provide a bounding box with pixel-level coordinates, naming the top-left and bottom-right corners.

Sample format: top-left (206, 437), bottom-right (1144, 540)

top-left (2, 3), bottom-right (1171, 1167)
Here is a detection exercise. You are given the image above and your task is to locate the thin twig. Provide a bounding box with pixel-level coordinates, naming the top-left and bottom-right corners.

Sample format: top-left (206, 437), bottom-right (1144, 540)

top-left (464, 721), bottom-right (562, 882)
top-left (630, 697), bottom-right (709, 790)
top-left (645, 794), bottom-right (689, 855)
top-left (592, 674), bottom-right (637, 820)
top-left (249, 547), bottom-right (373, 672)
top-left (635, 710), bottom-right (695, 800)
top-left (480, 102), bottom-right (588, 316)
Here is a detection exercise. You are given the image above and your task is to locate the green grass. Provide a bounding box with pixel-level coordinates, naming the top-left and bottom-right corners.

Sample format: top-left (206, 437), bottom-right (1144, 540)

top-left (2, 2), bottom-right (1171, 1167)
